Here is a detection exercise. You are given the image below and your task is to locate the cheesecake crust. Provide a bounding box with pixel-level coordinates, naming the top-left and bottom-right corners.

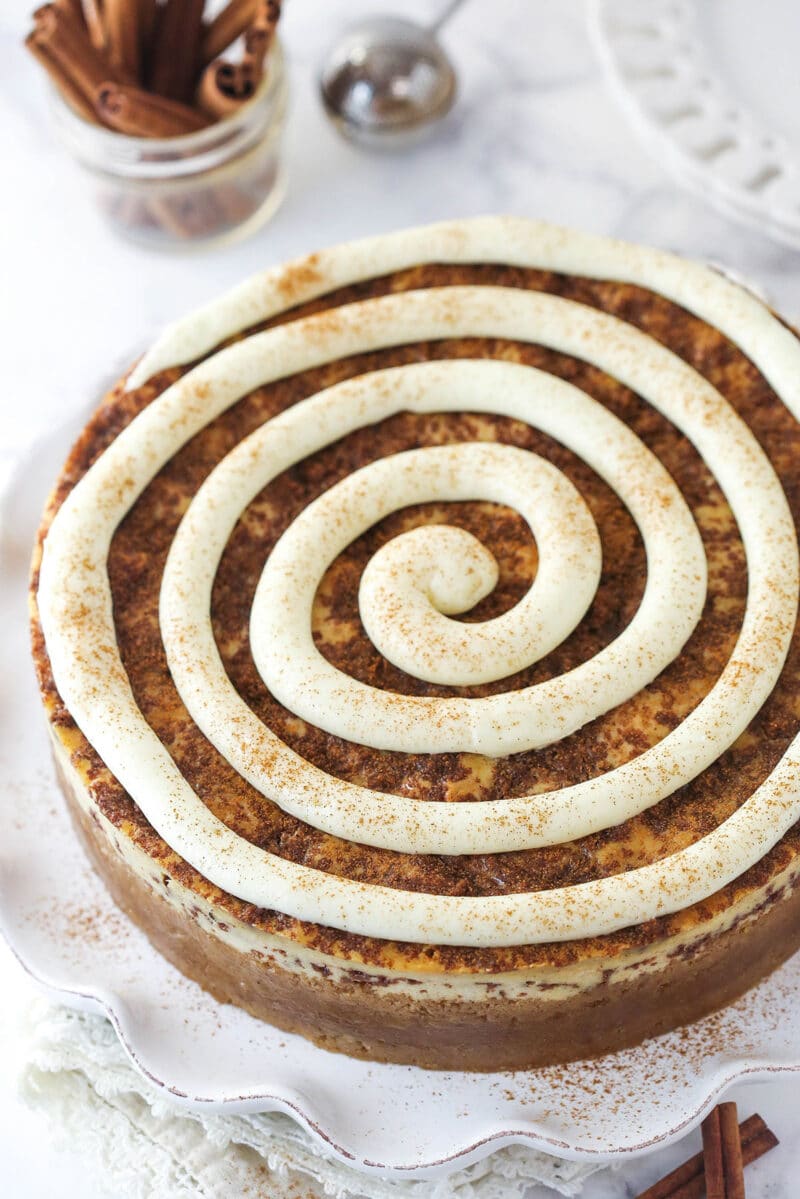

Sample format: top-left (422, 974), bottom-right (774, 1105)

top-left (58, 736), bottom-right (800, 1070)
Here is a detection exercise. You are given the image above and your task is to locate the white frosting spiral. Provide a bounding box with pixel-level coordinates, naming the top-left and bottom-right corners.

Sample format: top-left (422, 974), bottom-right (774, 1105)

top-left (261, 442), bottom-right (602, 693)
top-left (38, 218), bottom-right (800, 946)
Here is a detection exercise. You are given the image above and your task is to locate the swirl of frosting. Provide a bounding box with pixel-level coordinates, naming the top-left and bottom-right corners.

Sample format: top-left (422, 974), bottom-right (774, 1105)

top-left (358, 523), bottom-right (505, 685)
top-left (326, 450), bottom-right (599, 695)
top-left (245, 379), bottom-right (703, 754)
top-left (252, 440), bottom-right (606, 744)
top-left (38, 219), bottom-right (800, 946)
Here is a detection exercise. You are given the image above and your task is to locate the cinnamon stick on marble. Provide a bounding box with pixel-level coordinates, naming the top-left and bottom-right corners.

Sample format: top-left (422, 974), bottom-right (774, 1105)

top-left (701, 1106), bottom-right (727, 1199)
top-left (718, 1103), bottom-right (747, 1199)
top-left (148, 0), bottom-right (205, 102)
top-left (200, 0), bottom-right (258, 67)
top-left (635, 1113), bottom-right (778, 1199)
top-left (96, 81), bottom-right (210, 136)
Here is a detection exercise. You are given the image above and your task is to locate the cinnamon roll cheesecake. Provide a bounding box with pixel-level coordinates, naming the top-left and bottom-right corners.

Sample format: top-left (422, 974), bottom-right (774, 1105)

top-left (30, 218), bottom-right (800, 1070)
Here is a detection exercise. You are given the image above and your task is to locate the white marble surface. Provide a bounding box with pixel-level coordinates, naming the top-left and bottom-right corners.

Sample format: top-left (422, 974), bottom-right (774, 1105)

top-left (1, 0), bottom-right (799, 1194)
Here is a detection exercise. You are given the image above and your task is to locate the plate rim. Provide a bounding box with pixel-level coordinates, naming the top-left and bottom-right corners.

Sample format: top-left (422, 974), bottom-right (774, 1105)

top-left (5, 868), bottom-right (800, 1174)
top-left (588, 0), bottom-right (800, 250)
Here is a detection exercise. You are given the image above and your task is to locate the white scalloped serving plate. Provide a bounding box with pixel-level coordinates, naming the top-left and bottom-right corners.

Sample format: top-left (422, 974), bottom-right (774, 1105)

top-left (590, 0), bottom-right (800, 248)
top-left (2, 405), bottom-right (800, 1181)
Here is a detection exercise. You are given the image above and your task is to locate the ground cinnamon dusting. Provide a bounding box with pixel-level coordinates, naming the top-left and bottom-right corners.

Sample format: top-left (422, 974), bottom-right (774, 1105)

top-left (29, 261), bottom-right (800, 973)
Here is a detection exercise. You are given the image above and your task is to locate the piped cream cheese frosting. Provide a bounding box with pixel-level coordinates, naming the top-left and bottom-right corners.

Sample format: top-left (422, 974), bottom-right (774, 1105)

top-left (37, 217), bottom-right (800, 946)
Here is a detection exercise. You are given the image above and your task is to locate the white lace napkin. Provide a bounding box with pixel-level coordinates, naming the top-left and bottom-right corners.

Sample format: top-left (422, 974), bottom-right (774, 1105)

top-left (17, 1003), bottom-right (606, 1199)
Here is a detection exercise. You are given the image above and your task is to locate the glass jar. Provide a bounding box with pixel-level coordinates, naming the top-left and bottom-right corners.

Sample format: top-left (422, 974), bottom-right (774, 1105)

top-left (50, 44), bottom-right (288, 251)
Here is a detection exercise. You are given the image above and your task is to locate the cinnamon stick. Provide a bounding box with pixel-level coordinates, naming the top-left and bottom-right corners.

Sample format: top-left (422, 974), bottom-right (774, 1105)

top-left (26, 0), bottom-right (283, 147)
top-left (148, 0), bottom-right (204, 103)
top-left (243, 0), bottom-right (279, 81)
top-left (718, 1103), bottom-right (746, 1199)
top-left (81, 0), bottom-right (106, 52)
top-left (53, 0), bottom-right (85, 23)
top-left (95, 81), bottom-right (210, 136)
top-left (137, 0), bottom-right (159, 77)
top-left (30, 5), bottom-right (119, 109)
top-left (635, 1112), bottom-right (779, 1199)
top-left (24, 29), bottom-right (98, 121)
top-left (701, 1106), bottom-right (726, 1199)
top-left (146, 189), bottom-right (230, 239)
top-left (99, 190), bottom-right (159, 236)
top-left (103, 0), bottom-right (141, 81)
top-left (213, 180), bottom-right (259, 225)
top-left (246, 0), bottom-right (281, 50)
top-left (200, 0), bottom-right (258, 67)
top-left (196, 57), bottom-right (256, 120)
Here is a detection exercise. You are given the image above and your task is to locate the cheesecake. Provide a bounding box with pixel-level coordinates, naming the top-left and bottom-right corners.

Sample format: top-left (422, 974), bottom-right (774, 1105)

top-left (30, 218), bottom-right (800, 1069)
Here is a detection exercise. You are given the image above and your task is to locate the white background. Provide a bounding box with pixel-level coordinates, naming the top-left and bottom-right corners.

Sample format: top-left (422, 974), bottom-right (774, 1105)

top-left (1, 0), bottom-right (799, 1193)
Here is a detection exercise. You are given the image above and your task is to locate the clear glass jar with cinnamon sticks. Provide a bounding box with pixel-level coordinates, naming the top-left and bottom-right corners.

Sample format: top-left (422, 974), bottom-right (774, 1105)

top-left (50, 45), bottom-right (287, 249)
top-left (27, 1), bottom-right (288, 250)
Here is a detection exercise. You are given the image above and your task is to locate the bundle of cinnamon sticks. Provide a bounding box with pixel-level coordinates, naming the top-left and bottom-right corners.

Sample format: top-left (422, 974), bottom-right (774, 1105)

top-left (635, 1104), bottom-right (778, 1199)
top-left (26, 0), bottom-right (282, 137)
